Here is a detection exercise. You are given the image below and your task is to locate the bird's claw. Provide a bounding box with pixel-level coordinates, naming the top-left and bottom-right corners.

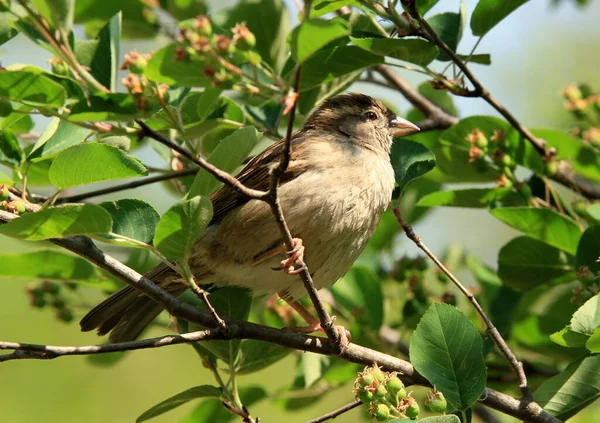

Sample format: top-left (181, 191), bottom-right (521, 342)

top-left (279, 238), bottom-right (305, 275)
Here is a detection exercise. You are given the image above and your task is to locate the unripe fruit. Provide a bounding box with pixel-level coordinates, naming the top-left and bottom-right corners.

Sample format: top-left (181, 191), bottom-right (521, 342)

top-left (0, 185), bottom-right (9, 200)
top-left (0, 99), bottom-right (13, 117)
top-left (371, 365), bottom-right (386, 383)
top-left (57, 308), bottom-right (74, 322)
top-left (193, 15), bottom-right (212, 37)
top-left (51, 298), bottom-right (66, 308)
top-left (475, 136), bottom-right (488, 149)
top-left (42, 281), bottom-right (60, 294)
top-left (545, 161), bottom-right (558, 176)
top-left (373, 384), bottom-right (388, 399)
top-left (385, 375), bottom-right (404, 395)
top-left (425, 389), bottom-right (448, 413)
top-left (405, 399), bottom-right (420, 419)
top-left (501, 154), bottom-right (512, 167)
top-left (32, 296), bottom-right (47, 308)
top-left (372, 404), bottom-right (391, 422)
top-left (360, 373), bottom-right (375, 387)
top-left (356, 388), bottom-right (374, 403)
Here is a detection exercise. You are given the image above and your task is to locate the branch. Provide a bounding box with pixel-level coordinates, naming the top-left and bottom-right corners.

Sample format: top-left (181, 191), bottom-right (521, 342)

top-left (398, 0), bottom-right (600, 199)
top-left (392, 207), bottom-right (531, 399)
top-left (0, 209), bottom-right (560, 423)
top-left (54, 169), bottom-right (198, 203)
top-left (308, 400), bottom-right (363, 423)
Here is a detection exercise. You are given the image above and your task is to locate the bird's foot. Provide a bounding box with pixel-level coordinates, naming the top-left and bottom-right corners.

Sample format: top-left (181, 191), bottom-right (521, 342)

top-left (288, 321), bottom-right (351, 352)
top-left (280, 238), bottom-right (305, 275)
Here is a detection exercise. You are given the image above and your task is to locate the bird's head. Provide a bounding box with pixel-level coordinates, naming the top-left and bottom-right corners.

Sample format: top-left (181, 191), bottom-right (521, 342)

top-left (300, 93), bottom-right (420, 153)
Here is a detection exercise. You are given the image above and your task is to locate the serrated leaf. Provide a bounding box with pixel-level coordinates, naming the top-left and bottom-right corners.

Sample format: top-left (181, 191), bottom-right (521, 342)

top-left (549, 327), bottom-right (590, 348)
top-left (49, 143), bottom-right (148, 189)
top-left (189, 126), bottom-right (261, 197)
top-left (570, 294), bottom-right (600, 335)
top-left (391, 138), bottom-right (436, 194)
top-left (498, 236), bottom-right (576, 291)
top-left (154, 196), bottom-right (213, 261)
top-left (136, 385), bottom-right (222, 423)
top-left (29, 118), bottom-right (88, 162)
top-left (0, 71), bottom-right (66, 107)
top-left (0, 204), bottom-right (112, 240)
top-left (291, 18), bottom-right (349, 63)
top-left (98, 199), bottom-right (159, 245)
top-left (471, 0), bottom-right (530, 37)
top-left (0, 249), bottom-right (98, 281)
top-left (535, 355), bottom-right (600, 420)
top-left (350, 36), bottom-right (438, 65)
top-left (409, 303), bottom-right (486, 411)
top-left (490, 207), bottom-right (582, 255)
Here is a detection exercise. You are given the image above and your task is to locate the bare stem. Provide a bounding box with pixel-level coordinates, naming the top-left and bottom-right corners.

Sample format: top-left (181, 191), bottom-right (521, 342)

top-left (392, 206), bottom-right (531, 399)
top-left (308, 400), bottom-right (363, 423)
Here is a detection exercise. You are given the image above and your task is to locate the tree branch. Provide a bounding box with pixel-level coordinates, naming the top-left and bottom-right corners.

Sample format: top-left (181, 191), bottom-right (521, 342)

top-left (0, 209), bottom-right (560, 423)
top-left (54, 169), bottom-right (199, 204)
top-left (308, 400), bottom-right (363, 423)
top-left (393, 207), bottom-right (531, 400)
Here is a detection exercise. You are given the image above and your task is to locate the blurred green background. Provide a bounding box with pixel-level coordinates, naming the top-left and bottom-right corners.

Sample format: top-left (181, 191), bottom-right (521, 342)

top-left (1, 0), bottom-right (599, 422)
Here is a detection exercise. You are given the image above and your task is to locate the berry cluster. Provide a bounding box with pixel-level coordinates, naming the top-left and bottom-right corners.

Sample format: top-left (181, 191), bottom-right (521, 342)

top-left (561, 83), bottom-right (600, 149)
top-left (0, 185), bottom-right (26, 215)
top-left (26, 281), bottom-right (74, 323)
top-left (120, 51), bottom-right (168, 113)
top-left (571, 266), bottom-right (600, 305)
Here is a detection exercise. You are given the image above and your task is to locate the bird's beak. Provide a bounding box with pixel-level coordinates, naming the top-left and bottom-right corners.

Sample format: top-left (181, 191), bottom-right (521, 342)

top-left (388, 116), bottom-right (420, 137)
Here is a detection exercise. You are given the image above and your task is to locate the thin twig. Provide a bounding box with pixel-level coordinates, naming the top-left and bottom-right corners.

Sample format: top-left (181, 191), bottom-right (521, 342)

top-left (0, 210), bottom-right (561, 423)
top-left (396, 0), bottom-right (600, 199)
top-left (135, 120), bottom-right (267, 200)
top-left (392, 206), bottom-right (531, 399)
top-left (54, 169), bottom-right (198, 203)
top-left (308, 400), bottom-right (363, 423)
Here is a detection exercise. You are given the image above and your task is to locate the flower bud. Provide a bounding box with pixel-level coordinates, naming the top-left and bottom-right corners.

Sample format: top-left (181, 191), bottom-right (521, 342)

top-left (560, 83), bottom-right (583, 100)
top-left (122, 74), bottom-right (144, 95)
top-left (193, 15), bottom-right (212, 36)
top-left (232, 22), bottom-right (256, 50)
top-left (49, 57), bottom-right (69, 76)
top-left (465, 128), bottom-right (488, 149)
top-left (425, 389), bottom-right (448, 413)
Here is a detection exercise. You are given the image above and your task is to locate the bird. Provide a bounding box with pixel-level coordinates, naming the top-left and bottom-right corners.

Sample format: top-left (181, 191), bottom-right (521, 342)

top-left (80, 92), bottom-right (420, 343)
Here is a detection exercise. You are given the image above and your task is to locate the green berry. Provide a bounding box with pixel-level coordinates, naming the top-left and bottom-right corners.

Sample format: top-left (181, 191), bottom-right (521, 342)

top-left (57, 308), bottom-right (74, 322)
top-left (385, 375), bottom-right (404, 395)
top-left (0, 99), bottom-right (13, 117)
top-left (545, 161), bottom-right (558, 176)
top-left (360, 373), bottom-right (375, 387)
top-left (405, 399), bottom-right (420, 419)
top-left (425, 390), bottom-right (448, 413)
top-left (475, 136), bottom-right (488, 149)
top-left (51, 297), bottom-right (66, 308)
top-left (357, 388), bottom-right (374, 403)
top-left (501, 154), bottom-right (513, 167)
top-left (371, 365), bottom-right (386, 383)
top-left (41, 281), bottom-right (60, 294)
top-left (372, 404), bottom-right (391, 422)
top-left (373, 384), bottom-right (388, 399)
top-left (32, 296), bottom-right (47, 308)
top-left (0, 185), bottom-right (9, 200)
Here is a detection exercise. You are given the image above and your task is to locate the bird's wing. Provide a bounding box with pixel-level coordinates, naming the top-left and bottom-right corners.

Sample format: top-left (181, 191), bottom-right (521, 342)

top-left (208, 136), bottom-right (310, 224)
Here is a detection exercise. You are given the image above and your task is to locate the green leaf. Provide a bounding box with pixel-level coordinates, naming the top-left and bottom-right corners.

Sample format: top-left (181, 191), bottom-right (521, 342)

top-left (397, 417), bottom-right (460, 423)
top-left (0, 71), bottom-right (66, 107)
top-left (576, 226), bottom-right (600, 275)
top-left (331, 266), bottom-right (384, 331)
top-left (490, 207), bottom-right (582, 255)
top-left (417, 81), bottom-right (457, 116)
top-left (391, 138), bottom-right (436, 194)
top-left (182, 386), bottom-right (266, 423)
top-left (69, 93), bottom-right (145, 121)
top-left (46, 0), bottom-right (75, 34)
top-left (192, 287), bottom-right (253, 363)
top-left (350, 36), bottom-right (438, 65)
top-left (549, 327), bottom-right (590, 348)
top-left (535, 355), bottom-right (600, 421)
top-left (145, 43), bottom-right (209, 87)
top-left (291, 18), bottom-right (349, 63)
top-left (154, 196), bottom-right (213, 262)
top-left (299, 46), bottom-right (384, 90)
top-left (0, 249), bottom-right (98, 281)
top-left (417, 0), bottom-right (441, 16)
top-left (456, 53), bottom-right (491, 65)
top-left (188, 126), bottom-right (261, 197)
top-left (74, 12), bottom-right (121, 91)
top-left (311, 1), bottom-right (360, 17)
top-left (498, 236), bottom-right (575, 291)
top-left (29, 118), bottom-right (88, 162)
top-left (235, 340), bottom-right (291, 374)
top-left (0, 129), bottom-right (24, 167)
top-left (0, 170), bottom-right (12, 184)
top-left (223, 0), bottom-right (289, 70)
top-left (0, 204), bottom-right (112, 240)
top-left (427, 12), bottom-right (462, 61)
top-left (195, 88), bottom-right (222, 122)
top-left (0, 11), bottom-right (17, 45)
top-left (409, 303), bottom-right (486, 411)
top-left (417, 188), bottom-right (523, 208)
top-left (471, 0), bottom-right (529, 37)
top-left (1, 105), bottom-right (34, 133)
top-left (136, 385), bottom-right (222, 423)
top-left (532, 128), bottom-right (600, 184)
top-left (570, 294), bottom-right (600, 335)
top-left (49, 143), bottom-right (148, 189)
top-left (98, 199), bottom-right (159, 245)
top-left (586, 328), bottom-right (600, 352)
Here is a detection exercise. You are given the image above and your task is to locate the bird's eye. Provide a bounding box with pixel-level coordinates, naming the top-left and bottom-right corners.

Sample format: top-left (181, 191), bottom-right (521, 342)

top-left (365, 111), bottom-right (378, 121)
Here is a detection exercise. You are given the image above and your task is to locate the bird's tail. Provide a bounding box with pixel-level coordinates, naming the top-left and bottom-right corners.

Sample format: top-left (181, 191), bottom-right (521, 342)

top-left (80, 263), bottom-right (185, 343)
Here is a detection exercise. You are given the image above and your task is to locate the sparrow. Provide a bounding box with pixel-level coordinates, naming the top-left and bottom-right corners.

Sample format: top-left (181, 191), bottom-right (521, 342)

top-left (80, 93), bottom-right (420, 342)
